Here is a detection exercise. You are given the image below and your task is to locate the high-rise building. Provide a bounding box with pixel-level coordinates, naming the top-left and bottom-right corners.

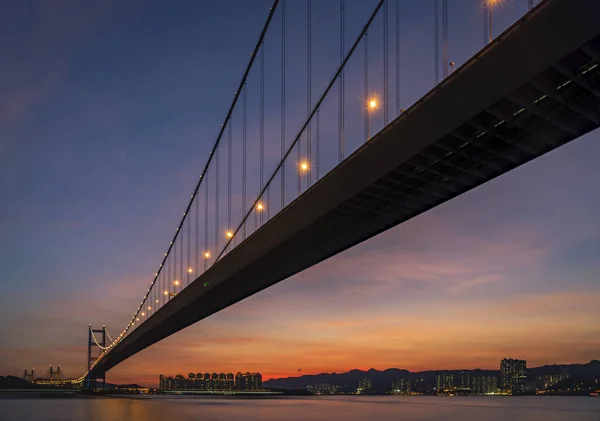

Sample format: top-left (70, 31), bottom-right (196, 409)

top-left (226, 373), bottom-right (235, 390)
top-left (235, 372), bottom-right (263, 391)
top-left (471, 376), bottom-right (498, 395)
top-left (391, 378), bottom-right (411, 395)
top-left (160, 371), bottom-right (261, 391)
top-left (356, 378), bottom-right (372, 394)
top-left (500, 358), bottom-right (526, 394)
top-left (436, 373), bottom-right (454, 392)
top-left (536, 373), bottom-right (570, 391)
top-left (459, 371), bottom-right (471, 389)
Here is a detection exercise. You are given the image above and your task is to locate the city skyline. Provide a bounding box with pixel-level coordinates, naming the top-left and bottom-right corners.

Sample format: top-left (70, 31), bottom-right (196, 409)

top-left (1, 0), bottom-right (599, 387)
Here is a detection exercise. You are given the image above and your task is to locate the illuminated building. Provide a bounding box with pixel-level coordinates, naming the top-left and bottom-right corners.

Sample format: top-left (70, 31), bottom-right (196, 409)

top-left (536, 373), bottom-right (570, 390)
top-left (310, 383), bottom-right (340, 395)
top-left (500, 358), bottom-right (526, 394)
top-left (391, 378), bottom-right (411, 395)
top-left (356, 378), bottom-right (372, 394)
top-left (436, 373), bottom-right (454, 393)
top-left (159, 372), bottom-right (251, 391)
top-left (471, 376), bottom-right (498, 395)
top-left (235, 372), bottom-right (263, 391)
top-left (459, 371), bottom-right (471, 389)
top-left (226, 373), bottom-right (234, 389)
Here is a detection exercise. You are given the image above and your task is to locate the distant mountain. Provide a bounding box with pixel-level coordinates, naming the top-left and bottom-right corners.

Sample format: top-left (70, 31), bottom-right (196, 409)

top-left (264, 361), bottom-right (600, 393)
top-left (0, 376), bottom-right (39, 389)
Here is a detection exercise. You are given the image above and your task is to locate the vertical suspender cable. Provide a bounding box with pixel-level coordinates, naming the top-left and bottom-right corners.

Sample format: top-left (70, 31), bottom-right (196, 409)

top-left (316, 109), bottom-right (320, 180)
top-left (483, 1), bottom-right (488, 47)
top-left (204, 172), bottom-right (209, 270)
top-left (215, 145), bottom-right (219, 256)
top-left (338, 0), bottom-right (345, 162)
top-left (442, 0), bottom-right (448, 79)
top-left (173, 232), bottom-right (177, 290)
top-left (434, 0), bottom-right (439, 85)
top-left (281, 0), bottom-right (286, 211)
top-left (307, 0), bottom-right (312, 187)
top-left (383, 0), bottom-right (388, 126)
top-left (228, 122), bottom-right (232, 248)
top-left (260, 41), bottom-right (265, 225)
top-left (242, 85), bottom-right (247, 239)
top-left (195, 188), bottom-right (199, 275)
top-left (179, 225), bottom-right (183, 287)
top-left (187, 213), bottom-right (190, 284)
top-left (364, 30), bottom-right (369, 142)
top-left (395, 0), bottom-right (400, 116)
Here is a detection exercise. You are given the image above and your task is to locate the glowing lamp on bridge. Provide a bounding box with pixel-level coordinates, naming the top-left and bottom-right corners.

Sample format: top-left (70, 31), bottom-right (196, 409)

top-left (174, 280), bottom-right (180, 286)
top-left (164, 290), bottom-right (169, 295)
top-left (226, 231), bottom-right (234, 238)
top-left (204, 251), bottom-right (211, 258)
top-left (187, 268), bottom-right (193, 273)
top-left (141, 312), bottom-right (145, 317)
top-left (299, 161), bottom-right (310, 172)
top-left (368, 99), bottom-right (378, 110)
top-left (147, 306), bottom-right (151, 310)
top-left (256, 202), bottom-right (264, 211)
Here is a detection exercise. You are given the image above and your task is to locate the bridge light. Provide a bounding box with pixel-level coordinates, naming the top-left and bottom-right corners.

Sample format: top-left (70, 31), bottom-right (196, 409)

top-left (226, 231), bottom-right (234, 238)
top-left (164, 290), bottom-right (169, 295)
top-left (156, 299), bottom-right (159, 303)
top-left (174, 280), bottom-right (180, 286)
top-left (368, 99), bottom-right (378, 110)
top-left (141, 312), bottom-right (145, 317)
top-left (187, 268), bottom-right (193, 273)
top-left (256, 202), bottom-right (264, 211)
top-left (148, 306), bottom-right (151, 310)
top-left (204, 251), bottom-right (211, 258)
top-left (136, 318), bottom-right (139, 321)
top-left (299, 161), bottom-right (310, 172)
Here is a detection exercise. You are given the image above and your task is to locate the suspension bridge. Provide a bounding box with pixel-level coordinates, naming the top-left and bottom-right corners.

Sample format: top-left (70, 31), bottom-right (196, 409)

top-left (73, 0), bottom-right (599, 388)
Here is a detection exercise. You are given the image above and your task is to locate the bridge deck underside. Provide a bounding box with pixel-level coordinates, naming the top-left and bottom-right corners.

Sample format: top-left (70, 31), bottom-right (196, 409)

top-left (343, 41), bottom-right (600, 229)
top-left (91, 0), bottom-right (600, 376)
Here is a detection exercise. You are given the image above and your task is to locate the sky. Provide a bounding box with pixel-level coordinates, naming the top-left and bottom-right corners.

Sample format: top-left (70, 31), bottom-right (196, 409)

top-left (0, 0), bottom-right (598, 387)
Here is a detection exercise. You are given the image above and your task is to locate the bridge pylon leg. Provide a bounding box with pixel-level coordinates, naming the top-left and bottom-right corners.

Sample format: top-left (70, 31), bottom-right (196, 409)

top-left (84, 324), bottom-right (107, 391)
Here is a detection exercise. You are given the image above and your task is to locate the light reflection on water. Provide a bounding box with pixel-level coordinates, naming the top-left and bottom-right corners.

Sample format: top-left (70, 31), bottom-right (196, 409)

top-left (0, 396), bottom-right (598, 421)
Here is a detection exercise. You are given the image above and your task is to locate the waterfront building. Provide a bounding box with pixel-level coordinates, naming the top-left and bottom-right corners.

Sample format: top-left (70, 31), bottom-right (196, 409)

top-left (235, 372), bottom-right (263, 391)
top-left (471, 376), bottom-right (498, 395)
top-left (536, 373), bottom-right (570, 390)
top-left (436, 373), bottom-right (454, 392)
top-left (159, 372), bottom-right (259, 391)
top-left (500, 358), bottom-right (526, 394)
top-left (356, 378), bottom-right (372, 394)
top-left (391, 378), bottom-right (411, 395)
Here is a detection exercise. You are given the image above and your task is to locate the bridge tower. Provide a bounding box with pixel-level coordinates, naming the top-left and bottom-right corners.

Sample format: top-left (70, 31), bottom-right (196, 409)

top-left (84, 325), bottom-right (107, 390)
top-left (49, 365), bottom-right (62, 381)
top-left (23, 369), bottom-right (36, 383)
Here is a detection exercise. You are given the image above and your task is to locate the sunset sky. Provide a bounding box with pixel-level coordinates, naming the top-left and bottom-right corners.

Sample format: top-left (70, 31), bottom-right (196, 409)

top-left (1, 0), bottom-right (598, 387)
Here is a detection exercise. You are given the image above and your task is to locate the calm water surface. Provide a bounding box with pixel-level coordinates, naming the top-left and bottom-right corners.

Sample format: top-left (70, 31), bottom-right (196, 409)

top-left (0, 396), bottom-right (598, 421)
